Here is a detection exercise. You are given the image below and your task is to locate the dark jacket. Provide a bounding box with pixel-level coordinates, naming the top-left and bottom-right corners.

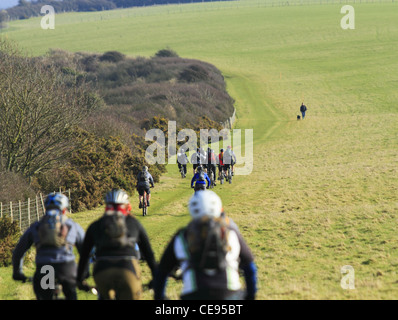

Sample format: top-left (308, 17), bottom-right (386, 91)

top-left (136, 171), bottom-right (154, 188)
top-left (77, 214), bottom-right (157, 282)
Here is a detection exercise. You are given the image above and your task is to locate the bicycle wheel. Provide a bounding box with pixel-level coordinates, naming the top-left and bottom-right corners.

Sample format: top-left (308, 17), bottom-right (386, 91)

top-left (142, 192), bottom-right (147, 216)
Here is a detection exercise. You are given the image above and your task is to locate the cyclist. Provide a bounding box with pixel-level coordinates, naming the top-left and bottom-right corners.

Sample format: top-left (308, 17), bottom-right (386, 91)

top-left (77, 189), bottom-right (157, 300)
top-left (217, 148), bottom-right (225, 180)
top-left (177, 148), bottom-right (189, 177)
top-left (224, 146), bottom-right (237, 176)
top-left (12, 193), bottom-right (85, 300)
top-left (191, 148), bottom-right (206, 176)
top-left (153, 190), bottom-right (257, 300)
top-left (191, 165), bottom-right (210, 192)
top-left (136, 165), bottom-right (154, 208)
top-left (206, 147), bottom-right (217, 186)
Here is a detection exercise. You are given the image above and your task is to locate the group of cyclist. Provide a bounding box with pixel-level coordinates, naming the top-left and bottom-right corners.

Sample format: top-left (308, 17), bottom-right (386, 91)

top-left (12, 188), bottom-right (257, 301)
top-left (177, 145), bottom-right (237, 191)
top-left (11, 142), bottom-right (258, 301)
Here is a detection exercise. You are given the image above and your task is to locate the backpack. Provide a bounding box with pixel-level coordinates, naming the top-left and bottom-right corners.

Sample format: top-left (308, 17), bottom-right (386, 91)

top-left (37, 211), bottom-right (69, 248)
top-left (97, 212), bottom-right (133, 251)
top-left (139, 171), bottom-right (149, 183)
top-left (185, 216), bottom-right (231, 272)
top-left (198, 171), bottom-right (206, 182)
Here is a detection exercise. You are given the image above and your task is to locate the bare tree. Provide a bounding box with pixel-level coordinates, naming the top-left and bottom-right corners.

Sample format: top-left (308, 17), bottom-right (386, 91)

top-left (0, 39), bottom-right (101, 181)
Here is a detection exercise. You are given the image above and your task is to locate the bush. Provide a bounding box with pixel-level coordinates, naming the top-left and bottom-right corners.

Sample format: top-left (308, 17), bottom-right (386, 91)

top-left (179, 64), bottom-right (210, 83)
top-left (155, 48), bottom-right (179, 58)
top-left (0, 171), bottom-right (37, 203)
top-left (100, 51), bottom-right (125, 63)
top-left (0, 217), bottom-right (20, 267)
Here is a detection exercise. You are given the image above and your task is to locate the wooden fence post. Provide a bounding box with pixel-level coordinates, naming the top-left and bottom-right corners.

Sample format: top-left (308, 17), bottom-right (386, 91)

top-left (40, 193), bottom-right (44, 212)
top-left (27, 198), bottom-right (31, 226)
top-left (19, 200), bottom-right (22, 230)
top-left (36, 196), bottom-right (40, 221)
top-left (10, 201), bottom-right (13, 221)
top-left (68, 189), bottom-right (72, 214)
top-left (0, 202), bottom-right (2, 218)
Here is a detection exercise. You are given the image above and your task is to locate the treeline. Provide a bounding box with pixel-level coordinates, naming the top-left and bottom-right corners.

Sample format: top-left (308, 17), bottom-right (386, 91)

top-left (0, 41), bottom-right (234, 212)
top-left (0, 0), bottom-right (232, 22)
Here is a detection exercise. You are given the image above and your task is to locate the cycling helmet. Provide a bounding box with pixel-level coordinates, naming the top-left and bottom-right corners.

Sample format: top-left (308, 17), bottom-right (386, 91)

top-left (188, 190), bottom-right (222, 219)
top-left (220, 148), bottom-right (224, 152)
top-left (196, 165), bottom-right (203, 172)
top-left (142, 165), bottom-right (148, 172)
top-left (105, 189), bottom-right (130, 205)
top-left (44, 193), bottom-right (69, 211)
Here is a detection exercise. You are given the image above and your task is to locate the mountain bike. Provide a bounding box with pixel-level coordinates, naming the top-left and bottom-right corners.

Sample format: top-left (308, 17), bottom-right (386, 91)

top-left (219, 168), bottom-right (226, 185)
top-left (24, 276), bottom-right (97, 300)
top-left (179, 165), bottom-right (186, 178)
top-left (142, 190), bottom-right (148, 216)
top-left (207, 166), bottom-right (216, 188)
top-left (142, 186), bottom-right (153, 216)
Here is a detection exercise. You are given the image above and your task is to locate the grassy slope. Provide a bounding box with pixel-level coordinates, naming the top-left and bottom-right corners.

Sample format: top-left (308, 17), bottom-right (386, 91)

top-left (1, 1), bottom-right (397, 299)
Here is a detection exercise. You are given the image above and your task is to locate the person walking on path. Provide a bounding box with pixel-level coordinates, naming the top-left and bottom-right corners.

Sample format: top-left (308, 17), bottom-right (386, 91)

top-left (300, 103), bottom-right (307, 119)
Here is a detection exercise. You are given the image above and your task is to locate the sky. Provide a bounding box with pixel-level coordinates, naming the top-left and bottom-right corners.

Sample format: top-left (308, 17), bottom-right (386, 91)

top-left (0, 0), bottom-right (28, 10)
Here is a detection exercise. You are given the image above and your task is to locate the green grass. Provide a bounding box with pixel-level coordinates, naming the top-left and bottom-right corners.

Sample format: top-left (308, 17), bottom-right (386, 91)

top-left (1, 0), bottom-right (398, 299)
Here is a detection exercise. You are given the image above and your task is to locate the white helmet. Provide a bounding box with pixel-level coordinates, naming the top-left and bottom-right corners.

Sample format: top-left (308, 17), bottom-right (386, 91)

top-left (188, 190), bottom-right (222, 219)
top-left (105, 189), bottom-right (129, 205)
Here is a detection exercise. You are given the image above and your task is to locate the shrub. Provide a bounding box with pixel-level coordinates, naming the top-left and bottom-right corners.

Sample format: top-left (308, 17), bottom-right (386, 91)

top-left (0, 217), bottom-right (20, 267)
top-left (179, 64), bottom-right (209, 83)
top-left (155, 48), bottom-right (179, 58)
top-left (0, 171), bottom-right (37, 203)
top-left (100, 51), bottom-right (125, 63)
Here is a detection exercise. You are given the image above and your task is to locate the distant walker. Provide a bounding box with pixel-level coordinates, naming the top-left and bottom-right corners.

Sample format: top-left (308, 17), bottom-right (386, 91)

top-left (300, 103), bottom-right (307, 120)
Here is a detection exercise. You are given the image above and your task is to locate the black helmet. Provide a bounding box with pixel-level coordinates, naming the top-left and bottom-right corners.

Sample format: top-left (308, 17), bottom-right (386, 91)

top-left (196, 165), bottom-right (203, 173)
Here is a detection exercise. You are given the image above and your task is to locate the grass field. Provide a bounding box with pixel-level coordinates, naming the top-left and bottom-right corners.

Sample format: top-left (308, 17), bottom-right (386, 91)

top-left (0, 0), bottom-right (397, 299)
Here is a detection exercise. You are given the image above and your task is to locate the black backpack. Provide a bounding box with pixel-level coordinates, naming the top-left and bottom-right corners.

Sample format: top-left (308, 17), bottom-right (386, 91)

top-left (139, 171), bottom-right (149, 183)
top-left (198, 171), bottom-right (206, 182)
top-left (185, 216), bottom-right (231, 271)
top-left (97, 212), bottom-right (133, 250)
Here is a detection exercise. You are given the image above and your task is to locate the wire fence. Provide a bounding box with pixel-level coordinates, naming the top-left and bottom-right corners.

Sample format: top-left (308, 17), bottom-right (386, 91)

top-left (0, 189), bottom-right (71, 232)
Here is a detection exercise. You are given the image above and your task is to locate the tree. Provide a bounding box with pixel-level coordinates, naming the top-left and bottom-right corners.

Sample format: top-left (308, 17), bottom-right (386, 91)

top-left (0, 10), bottom-right (9, 28)
top-left (0, 39), bottom-right (102, 181)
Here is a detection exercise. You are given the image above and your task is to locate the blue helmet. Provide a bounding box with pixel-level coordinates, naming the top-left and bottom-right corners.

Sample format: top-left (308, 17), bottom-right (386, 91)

top-left (44, 193), bottom-right (69, 212)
